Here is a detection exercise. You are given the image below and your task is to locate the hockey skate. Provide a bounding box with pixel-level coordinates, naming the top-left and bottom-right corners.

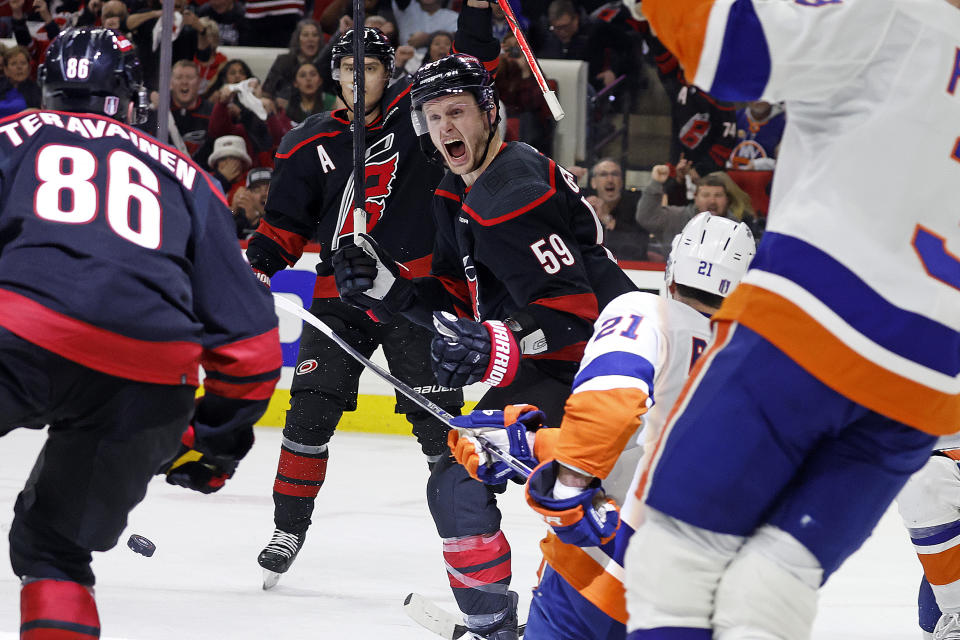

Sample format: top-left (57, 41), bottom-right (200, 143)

top-left (257, 528), bottom-right (305, 590)
top-left (463, 591), bottom-right (520, 640)
top-left (935, 612), bottom-right (960, 639)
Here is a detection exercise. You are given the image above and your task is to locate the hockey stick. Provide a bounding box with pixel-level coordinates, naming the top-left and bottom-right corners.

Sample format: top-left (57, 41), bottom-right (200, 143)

top-left (351, 0), bottom-right (367, 243)
top-left (273, 294), bottom-right (533, 478)
top-left (494, 0), bottom-right (564, 121)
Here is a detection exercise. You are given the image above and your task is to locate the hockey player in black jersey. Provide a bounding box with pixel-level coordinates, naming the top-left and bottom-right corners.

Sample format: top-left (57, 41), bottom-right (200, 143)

top-left (0, 28), bottom-right (281, 637)
top-left (333, 53), bottom-right (637, 639)
top-left (247, 8), bottom-right (500, 588)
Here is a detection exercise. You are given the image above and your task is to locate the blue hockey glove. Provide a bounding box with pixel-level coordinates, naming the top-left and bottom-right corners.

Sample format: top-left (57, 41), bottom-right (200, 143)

top-left (164, 424), bottom-right (254, 494)
top-left (331, 233), bottom-right (414, 322)
top-left (525, 460), bottom-right (620, 547)
top-left (431, 312), bottom-right (520, 388)
top-left (448, 405), bottom-right (545, 484)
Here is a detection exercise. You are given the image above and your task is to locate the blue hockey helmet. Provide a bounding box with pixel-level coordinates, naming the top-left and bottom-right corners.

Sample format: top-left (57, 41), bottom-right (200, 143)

top-left (40, 27), bottom-right (149, 124)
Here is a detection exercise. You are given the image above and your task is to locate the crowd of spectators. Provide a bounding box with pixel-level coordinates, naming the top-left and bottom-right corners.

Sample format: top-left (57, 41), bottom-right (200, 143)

top-left (0, 0), bottom-right (784, 248)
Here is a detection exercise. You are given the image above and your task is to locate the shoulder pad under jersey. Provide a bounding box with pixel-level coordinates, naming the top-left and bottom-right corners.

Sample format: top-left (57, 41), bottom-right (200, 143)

top-left (463, 143), bottom-right (555, 225)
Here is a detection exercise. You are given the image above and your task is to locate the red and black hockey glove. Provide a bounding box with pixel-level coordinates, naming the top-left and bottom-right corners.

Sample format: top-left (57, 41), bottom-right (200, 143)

top-left (431, 311), bottom-right (521, 389)
top-left (331, 233), bottom-right (415, 322)
top-left (163, 424), bottom-right (255, 494)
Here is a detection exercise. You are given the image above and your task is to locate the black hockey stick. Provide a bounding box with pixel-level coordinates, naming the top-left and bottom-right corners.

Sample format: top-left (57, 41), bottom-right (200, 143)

top-left (273, 294), bottom-right (533, 478)
top-left (351, 0), bottom-right (367, 243)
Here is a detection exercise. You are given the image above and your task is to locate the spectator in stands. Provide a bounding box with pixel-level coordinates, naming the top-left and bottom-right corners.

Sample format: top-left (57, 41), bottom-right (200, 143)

top-left (208, 61), bottom-right (285, 168)
top-left (126, 0), bottom-right (202, 90)
top-left (319, 0), bottom-right (395, 37)
top-left (242, 0), bottom-right (304, 47)
top-left (495, 33), bottom-right (554, 155)
top-left (231, 166), bottom-right (272, 239)
top-left (262, 19), bottom-right (323, 105)
top-left (282, 61), bottom-right (336, 123)
top-left (728, 101), bottom-right (786, 171)
top-left (641, 29), bottom-right (737, 181)
top-left (194, 18), bottom-right (228, 95)
top-left (74, 0), bottom-right (129, 30)
top-left (586, 157), bottom-right (649, 261)
top-left (196, 0), bottom-right (245, 46)
top-left (2, 46), bottom-right (40, 108)
top-left (636, 165), bottom-right (755, 258)
top-left (402, 29), bottom-right (452, 73)
top-left (391, 0), bottom-right (457, 54)
top-left (533, 0), bottom-right (631, 92)
top-left (143, 60), bottom-right (213, 161)
top-left (202, 58), bottom-right (256, 103)
top-left (9, 0), bottom-right (60, 73)
top-left (208, 134), bottom-right (252, 197)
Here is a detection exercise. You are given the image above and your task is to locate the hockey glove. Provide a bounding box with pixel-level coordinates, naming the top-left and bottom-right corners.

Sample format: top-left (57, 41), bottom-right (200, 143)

top-left (525, 460), bottom-right (620, 547)
top-left (331, 233), bottom-right (415, 322)
top-left (164, 424), bottom-right (254, 494)
top-left (251, 267), bottom-right (271, 288)
top-left (431, 312), bottom-right (520, 389)
top-left (448, 405), bottom-right (544, 484)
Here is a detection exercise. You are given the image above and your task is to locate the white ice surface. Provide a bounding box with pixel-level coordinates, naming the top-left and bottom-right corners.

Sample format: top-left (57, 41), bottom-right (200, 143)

top-left (0, 427), bottom-right (927, 639)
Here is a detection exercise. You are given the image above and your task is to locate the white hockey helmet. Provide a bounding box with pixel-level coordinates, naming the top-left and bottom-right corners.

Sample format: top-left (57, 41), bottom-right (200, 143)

top-left (665, 211), bottom-right (756, 298)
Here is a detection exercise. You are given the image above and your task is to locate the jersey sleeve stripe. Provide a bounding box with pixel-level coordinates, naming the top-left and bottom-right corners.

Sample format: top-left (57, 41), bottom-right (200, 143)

top-left (252, 220), bottom-right (309, 265)
top-left (202, 327), bottom-right (283, 377)
top-left (643, 0), bottom-right (716, 84)
top-left (0, 288), bottom-right (201, 386)
top-left (708, 0), bottom-right (771, 101)
top-left (715, 285), bottom-right (960, 435)
top-left (461, 159), bottom-right (557, 226)
top-left (435, 189), bottom-right (461, 202)
top-left (573, 352), bottom-right (655, 399)
top-left (203, 377), bottom-right (277, 401)
top-left (909, 520), bottom-right (960, 548)
top-left (274, 131), bottom-right (343, 159)
top-left (745, 232), bottom-right (960, 377)
top-left (531, 292), bottom-right (599, 322)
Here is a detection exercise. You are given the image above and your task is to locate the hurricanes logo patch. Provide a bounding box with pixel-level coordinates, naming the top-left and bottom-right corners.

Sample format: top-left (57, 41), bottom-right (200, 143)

top-left (335, 133), bottom-right (399, 243)
top-left (296, 359), bottom-right (319, 375)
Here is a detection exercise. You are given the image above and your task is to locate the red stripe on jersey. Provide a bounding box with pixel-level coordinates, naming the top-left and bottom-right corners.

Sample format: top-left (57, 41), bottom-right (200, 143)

top-left (462, 159), bottom-right (557, 226)
top-left (273, 478), bottom-right (323, 497)
top-left (313, 274), bottom-right (338, 299)
top-left (278, 448), bottom-right (328, 482)
top-left (435, 189), bottom-right (461, 202)
top-left (434, 275), bottom-right (471, 312)
top-left (531, 292), bottom-right (599, 322)
top-left (274, 130), bottom-right (343, 159)
top-left (0, 289), bottom-right (201, 385)
top-left (529, 341), bottom-right (587, 362)
top-left (203, 376), bottom-right (277, 401)
top-left (253, 220), bottom-right (309, 264)
top-left (203, 328), bottom-right (282, 378)
top-left (372, 85), bottom-right (412, 130)
top-left (451, 45), bottom-right (499, 74)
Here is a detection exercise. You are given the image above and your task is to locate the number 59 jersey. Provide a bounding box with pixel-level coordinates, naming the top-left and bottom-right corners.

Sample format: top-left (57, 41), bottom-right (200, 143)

top-left (0, 109), bottom-right (280, 391)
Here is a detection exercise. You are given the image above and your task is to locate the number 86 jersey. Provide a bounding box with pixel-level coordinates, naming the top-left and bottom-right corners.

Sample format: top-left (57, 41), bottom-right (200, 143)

top-left (0, 109), bottom-right (279, 389)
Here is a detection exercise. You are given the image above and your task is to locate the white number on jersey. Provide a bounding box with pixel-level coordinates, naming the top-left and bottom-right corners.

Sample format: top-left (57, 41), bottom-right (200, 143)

top-left (530, 234), bottom-right (576, 274)
top-left (34, 145), bottom-right (164, 249)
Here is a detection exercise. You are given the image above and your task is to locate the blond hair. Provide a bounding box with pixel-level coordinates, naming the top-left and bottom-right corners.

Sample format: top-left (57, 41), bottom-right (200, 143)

top-left (698, 171), bottom-right (754, 221)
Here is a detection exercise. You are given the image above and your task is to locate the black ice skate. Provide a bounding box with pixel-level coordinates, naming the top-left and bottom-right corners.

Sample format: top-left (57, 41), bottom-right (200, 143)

top-left (257, 528), bottom-right (305, 590)
top-left (465, 591), bottom-right (520, 640)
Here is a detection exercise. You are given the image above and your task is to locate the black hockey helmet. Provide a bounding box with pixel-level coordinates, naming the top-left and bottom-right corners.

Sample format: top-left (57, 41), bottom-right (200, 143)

top-left (409, 53), bottom-right (498, 137)
top-left (330, 27), bottom-right (396, 82)
top-left (40, 27), bottom-right (149, 124)
top-left (410, 54), bottom-right (500, 164)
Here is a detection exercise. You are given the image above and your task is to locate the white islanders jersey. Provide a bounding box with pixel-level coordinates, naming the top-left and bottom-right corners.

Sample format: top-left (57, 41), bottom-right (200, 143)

top-left (644, 0), bottom-right (960, 434)
top-left (539, 291), bottom-right (713, 623)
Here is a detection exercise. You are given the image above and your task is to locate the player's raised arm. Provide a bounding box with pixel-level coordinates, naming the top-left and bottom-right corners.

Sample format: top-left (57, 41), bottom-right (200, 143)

top-left (643, 0), bottom-right (897, 102)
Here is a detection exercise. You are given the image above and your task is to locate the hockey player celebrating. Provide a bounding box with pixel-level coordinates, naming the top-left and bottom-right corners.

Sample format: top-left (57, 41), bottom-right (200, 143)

top-left (449, 212), bottom-right (756, 640)
top-left (0, 27), bottom-right (281, 636)
top-left (248, 6), bottom-right (499, 588)
top-left (332, 53), bottom-right (637, 639)
top-left (617, 1), bottom-right (960, 638)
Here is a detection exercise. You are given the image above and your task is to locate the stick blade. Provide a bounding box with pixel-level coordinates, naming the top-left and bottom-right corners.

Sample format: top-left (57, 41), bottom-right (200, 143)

top-left (403, 592), bottom-right (468, 639)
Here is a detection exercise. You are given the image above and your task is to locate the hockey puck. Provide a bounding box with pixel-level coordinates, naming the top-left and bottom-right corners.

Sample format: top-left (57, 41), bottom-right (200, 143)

top-left (127, 534), bottom-right (156, 557)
